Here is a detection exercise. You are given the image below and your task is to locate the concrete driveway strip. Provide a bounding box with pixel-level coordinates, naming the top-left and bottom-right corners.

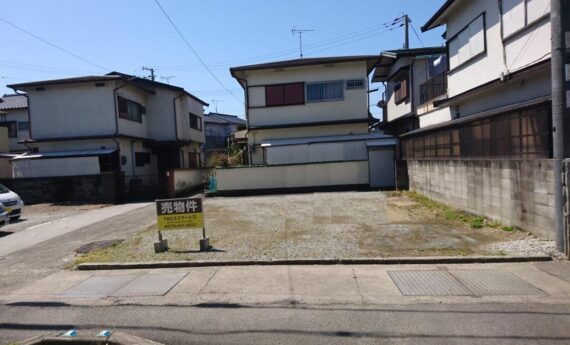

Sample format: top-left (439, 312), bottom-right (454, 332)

top-left (0, 202), bottom-right (151, 257)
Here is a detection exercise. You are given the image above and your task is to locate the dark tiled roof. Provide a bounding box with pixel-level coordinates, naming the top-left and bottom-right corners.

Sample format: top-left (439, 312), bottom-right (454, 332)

top-left (8, 72), bottom-right (208, 106)
top-left (8, 75), bottom-right (123, 89)
top-left (0, 94), bottom-right (28, 110)
top-left (106, 72), bottom-right (208, 106)
top-left (230, 55), bottom-right (380, 75)
top-left (204, 112), bottom-right (246, 125)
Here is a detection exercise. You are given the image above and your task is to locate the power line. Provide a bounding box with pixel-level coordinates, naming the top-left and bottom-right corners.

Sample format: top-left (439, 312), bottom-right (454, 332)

top-left (151, 17), bottom-right (404, 71)
top-left (153, 0), bottom-right (244, 104)
top-left (0, 17), bottom-right (110, 72)
top-left (410, 22), bottom-right (425, 47)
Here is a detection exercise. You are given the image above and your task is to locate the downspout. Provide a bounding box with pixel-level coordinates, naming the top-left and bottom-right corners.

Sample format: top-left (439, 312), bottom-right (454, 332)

top-left (173, 93), bottom-right (184, 168)
top-left (410, 60), bottom-right (416, 129)
top-left (113, 80), bottom-right (131, 172)
top-left (130, 140), bottom-right (136, 176)
top-left (235, 75), bottom-right (251, 165)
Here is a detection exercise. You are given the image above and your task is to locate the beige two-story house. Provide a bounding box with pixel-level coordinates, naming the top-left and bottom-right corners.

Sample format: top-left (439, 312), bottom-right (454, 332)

top-left (230, 56), bottom-right (381, 165)
top-left (8, 72), bottom-right (207, 181)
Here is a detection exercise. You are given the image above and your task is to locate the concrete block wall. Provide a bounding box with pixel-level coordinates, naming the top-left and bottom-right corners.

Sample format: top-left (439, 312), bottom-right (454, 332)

top-left (0, 172), bottom-right (120, 204)
top-left (407, 159), bottom-right (555, 239)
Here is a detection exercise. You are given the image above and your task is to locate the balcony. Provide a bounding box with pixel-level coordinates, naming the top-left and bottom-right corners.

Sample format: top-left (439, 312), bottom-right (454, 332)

top-left (419, 73), bottom-right (447, 105)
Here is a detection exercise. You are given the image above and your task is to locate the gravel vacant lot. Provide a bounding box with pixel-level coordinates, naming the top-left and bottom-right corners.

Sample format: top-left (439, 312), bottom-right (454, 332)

top-left (1, 203), bottom-right (110, 234)
top-left (76, 191), bottom-right (556, 263)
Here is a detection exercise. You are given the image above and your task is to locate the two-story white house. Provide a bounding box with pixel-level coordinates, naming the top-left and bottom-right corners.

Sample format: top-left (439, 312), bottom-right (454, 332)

top-left (8, 72), bottom-right (207, 183)
top-left (0, 94), bottom-right (30, 153)
top-left (372, 47), bottom-right (450, 136)
top-left (227, 56), bottom-right (398, 189)
top-left (230, 56), bottom-right (384, 165)
top-left (393, 0), bottom-right (554, 239)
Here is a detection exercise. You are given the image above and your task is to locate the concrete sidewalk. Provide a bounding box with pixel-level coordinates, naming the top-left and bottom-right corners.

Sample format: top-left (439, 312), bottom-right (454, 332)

top-left (0, 202), bottom-right (151, 257)
top-left (4, 261), bottom-right (570, 307)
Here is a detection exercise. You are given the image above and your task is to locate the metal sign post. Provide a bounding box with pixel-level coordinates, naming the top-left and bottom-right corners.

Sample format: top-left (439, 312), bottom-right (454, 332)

top-left (154, 197), bottom-right (210, 253)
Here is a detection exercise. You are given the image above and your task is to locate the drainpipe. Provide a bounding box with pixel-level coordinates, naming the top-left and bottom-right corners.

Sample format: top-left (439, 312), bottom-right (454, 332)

top-left (235, 75), bottom-right (250, 165)
top-left (113, 80), bottom-right (130, 173)
top-left (173, 93), bottom-right (184, 168)
top-left (130, 140), bottom-right (136, 176)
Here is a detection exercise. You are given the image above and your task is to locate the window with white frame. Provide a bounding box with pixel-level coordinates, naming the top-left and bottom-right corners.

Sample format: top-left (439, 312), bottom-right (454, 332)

top-left (502, 0), bottom-right (550, 39)
top-left (306, 80), bottom-right (344, 102)
top-left (448, 13), bottom-right (485, 70)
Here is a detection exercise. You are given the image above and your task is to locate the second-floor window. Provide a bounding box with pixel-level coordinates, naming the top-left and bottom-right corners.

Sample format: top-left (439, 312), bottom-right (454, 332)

top-left (394, 79), bottom-right (409, 104)
top-left (265, 82), bottom-right (305, 106)
top-left (501, 0), bottom-right (550, 39)
top-left (306, 80), bottom-right (344, 102)
top-left (448, 13), bottom-right (486, 70)
top-left (118, 96), bottom-right (144, 123)
top-left (190, 113), bottom-right (202, 131)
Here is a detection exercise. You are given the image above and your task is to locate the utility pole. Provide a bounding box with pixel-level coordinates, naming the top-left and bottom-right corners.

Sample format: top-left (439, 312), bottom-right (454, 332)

top-left (142, 66), bottom-right (156, 81)
top-left (403, 14), bottom-right (410, 49)
top-left (551, 0), bottom-right (570, 254)
top-left (292, 27), bottom-right (315, 59)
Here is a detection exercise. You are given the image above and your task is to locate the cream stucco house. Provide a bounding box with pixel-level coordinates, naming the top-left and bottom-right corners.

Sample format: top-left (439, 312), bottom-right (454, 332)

top-left (392, 0), bottom-right (554, 239)
top-left (222, 56), bottom-right (398, 191)
top-left (372, 47), bottom-right (450, 136)
top-left (230, 56), bottom-right (382, 166)
top-left (8, 73), bottom-right (207, 183)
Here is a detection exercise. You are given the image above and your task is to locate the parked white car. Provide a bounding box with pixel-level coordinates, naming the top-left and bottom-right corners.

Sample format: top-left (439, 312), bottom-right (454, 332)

top-left (0, 184), bottom-right (24, 220)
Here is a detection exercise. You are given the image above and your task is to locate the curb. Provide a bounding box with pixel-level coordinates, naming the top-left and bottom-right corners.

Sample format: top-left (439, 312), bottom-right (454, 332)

top-left (77, 255), bottom-right (553, 270)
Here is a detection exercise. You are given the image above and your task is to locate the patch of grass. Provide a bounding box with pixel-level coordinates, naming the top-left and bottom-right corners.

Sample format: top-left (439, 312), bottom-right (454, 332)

top-left (471, 217), bottom-right (484, 229)
top-left (502, 226), bottom-right (514, 232)
top-left (405, 191), bottom-right (501, 230)
top-left (487, 220), bottom-right (502, 228)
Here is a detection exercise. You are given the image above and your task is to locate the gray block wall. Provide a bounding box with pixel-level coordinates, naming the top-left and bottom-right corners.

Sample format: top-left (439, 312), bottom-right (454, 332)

top-left (0, 172), bottom-right (120, 204)
top-left (407, 159), bottom-right (555, 239)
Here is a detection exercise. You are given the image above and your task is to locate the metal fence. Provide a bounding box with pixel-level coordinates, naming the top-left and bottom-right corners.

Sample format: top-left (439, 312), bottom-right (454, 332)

top-left (124, 174), bottom-right (164, 201)
top-left (419, 73), bottom-right (447, 105)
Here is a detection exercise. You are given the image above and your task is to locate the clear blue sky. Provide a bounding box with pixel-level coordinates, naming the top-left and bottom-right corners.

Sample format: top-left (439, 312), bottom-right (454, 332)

top-left (1, 0), bottom-right (446, 119)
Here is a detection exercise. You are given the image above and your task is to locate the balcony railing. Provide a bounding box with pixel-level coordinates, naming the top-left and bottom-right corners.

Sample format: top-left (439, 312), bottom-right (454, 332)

top-left (419, 73), bottom-right (447, 105)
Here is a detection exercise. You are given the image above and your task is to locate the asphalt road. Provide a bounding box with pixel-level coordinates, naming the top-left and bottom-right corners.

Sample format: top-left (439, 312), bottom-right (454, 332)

top-left (0, 203), bottom-right (155, 294)
top-left (1, 302), bottom-right (569, 344)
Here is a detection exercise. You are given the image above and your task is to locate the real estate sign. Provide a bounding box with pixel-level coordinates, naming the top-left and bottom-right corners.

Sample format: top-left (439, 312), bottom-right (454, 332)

top-left (156, 197), bottom-right (204, 230)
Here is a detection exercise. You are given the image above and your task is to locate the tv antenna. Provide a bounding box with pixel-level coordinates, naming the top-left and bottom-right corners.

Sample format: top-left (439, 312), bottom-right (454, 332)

top-left (211, 99), bottom-right (222, 113)
top-left (142, 66), bottom-right (156, 81)
top-left (292, 27), bottom-right (315, 59)
top-left (160, 75), bottom-right (175, 84)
